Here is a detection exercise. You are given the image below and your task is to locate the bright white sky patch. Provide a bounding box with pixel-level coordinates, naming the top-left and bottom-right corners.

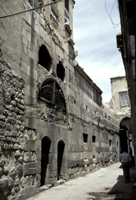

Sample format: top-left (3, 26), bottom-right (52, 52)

top-left (73, 0), bottom-right (125, 102)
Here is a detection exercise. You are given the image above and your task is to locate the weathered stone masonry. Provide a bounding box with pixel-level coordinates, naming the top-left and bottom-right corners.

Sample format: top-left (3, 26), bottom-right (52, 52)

top-left (0, 1), bottom-right (120, 199)
top-left (0, 52), bottom-right (40, 200)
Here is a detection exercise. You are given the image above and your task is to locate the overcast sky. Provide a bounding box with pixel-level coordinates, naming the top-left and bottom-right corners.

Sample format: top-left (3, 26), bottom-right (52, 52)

top-left (73, 0), bottom-right (125, 102)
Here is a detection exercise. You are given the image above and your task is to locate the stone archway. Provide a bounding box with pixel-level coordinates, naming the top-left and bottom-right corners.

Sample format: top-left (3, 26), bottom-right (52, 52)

top-left (119, 117), bottom-right (131, 153)
top-left (41, 136), bottom-right (51, 186)
top-left (57, 140), bottom-right (65, 180)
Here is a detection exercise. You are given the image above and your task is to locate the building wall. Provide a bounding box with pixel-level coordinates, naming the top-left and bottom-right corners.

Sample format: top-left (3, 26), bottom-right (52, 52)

top-left (0, 1), bottom-right (120, 200)
top-left (117, 0), bottom-right (136, 166)
top-left (110, 76), bottom-right (131, 120)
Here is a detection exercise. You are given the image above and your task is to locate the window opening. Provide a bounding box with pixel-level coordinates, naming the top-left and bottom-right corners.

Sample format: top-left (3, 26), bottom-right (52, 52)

top-left (119, 91), bottom-right (128, 108)
top-left (56, 62), bottom-right (65, 81)
top-left (64, 11), bottom-right (70, 25)
top-left (41, 137), bottom-right (51, 186)
top-left (65, 0), bottom-right (69, 11)
top-left (83, 133), bottom-right (88, 143)
top-left (53, 0), bottom-right (57, 7)
top-left (39, 79), bottom-right (66, 113)
top-left (92, 135), bottom-right (96, 143)
top-left (38, 45), bottom-right (52, 71)
top-left (57, 140), bottom-right (65, 180)
top-left (109, 140), bottom-right (112, 146)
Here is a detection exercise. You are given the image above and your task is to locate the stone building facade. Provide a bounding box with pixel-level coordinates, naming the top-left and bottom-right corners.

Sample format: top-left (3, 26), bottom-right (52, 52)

top-left (110, 76), bottom-right (131, 120)
top-left (0, 1), bottom-right (120, 199)
top-left (117, 0), bottom-right (136, 166)
top-left (110, 76), bottom-right (132, 154)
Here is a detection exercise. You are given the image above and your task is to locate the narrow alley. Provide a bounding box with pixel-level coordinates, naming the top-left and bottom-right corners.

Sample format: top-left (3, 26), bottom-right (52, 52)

top-left (27, 162), bottom-right (136, 200)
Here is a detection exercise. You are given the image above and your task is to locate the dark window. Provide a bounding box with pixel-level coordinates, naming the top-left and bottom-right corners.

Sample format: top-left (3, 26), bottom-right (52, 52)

top-left (65, 0), bottom-right (69, 11)
top-left (38, 45), bottom-right (52, 71)
top-left (83, 133), bottom-right (88, 143)
top-left (109, 140), bottom-right (112, 146)
top-left (117, 141), bottom-right (118, 147)
top-left (119, 91), bottom-right (128, 108)
top-left (53, 0), bottom-right (57, 7)
top-left (56, 62), bottom-right (65, 81)
top-left (39, 80), bottom-right (66, 112)
top-left (92, 135), bottom-right (96, 143)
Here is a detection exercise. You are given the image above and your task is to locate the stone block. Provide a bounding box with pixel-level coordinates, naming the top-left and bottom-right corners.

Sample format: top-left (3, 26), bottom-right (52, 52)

top-left (12, 131), bottom-right (19, 137)
top-left (25, 106), bottom-right (37, 118)
top-left (36, 164), bottom-right (41, 173)
top-left (23, 162), bottom-right (37, 175)
top-left (17, 195), bottom-right (25, 200)
top-left (0, 178), bottom-right (8, 188)
top-left (25, 117), bottom-right (37, 129)
top-left (25, 140), bottom-right (36, 151)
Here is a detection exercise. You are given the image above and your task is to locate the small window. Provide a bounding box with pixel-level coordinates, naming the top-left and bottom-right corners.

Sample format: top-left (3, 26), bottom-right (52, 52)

top-left (92, 135), bottom-right (96, 143)
top-left (53, 0), bottom-right (57, 7)
top-left (56, 62), bottom-right (65, 81)
top-left (83, 133), bottom-right (88, 143)
top-left (119, 91), bottom-right (128, 108)
top-left (109, 140), bottom-right (112, 147)
top-left (117, 141), bottom-right (118, 147)
top-left (38, 45), bottom-right (52, 71)
top-left (65, 0), bottom-right (69, 11)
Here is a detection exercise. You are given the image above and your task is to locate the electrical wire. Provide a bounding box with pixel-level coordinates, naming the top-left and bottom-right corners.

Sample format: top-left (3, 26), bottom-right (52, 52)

top-left (105, 0), bottom-right (120, 28)
top-left (0, 0), bottom-right (63, 19)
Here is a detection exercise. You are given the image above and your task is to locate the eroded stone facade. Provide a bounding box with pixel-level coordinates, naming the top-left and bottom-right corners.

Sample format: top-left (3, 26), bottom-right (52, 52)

top-left (0, 1), bottom-right (120, 199)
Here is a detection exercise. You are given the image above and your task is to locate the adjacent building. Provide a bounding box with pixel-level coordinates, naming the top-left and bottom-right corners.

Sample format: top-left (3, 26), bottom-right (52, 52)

top-left (110, 76), bottom-right (132, 155)
top-left (117, 0), bottom-right (136, 166)
top-left (0, 1), bottom-right (120, 199)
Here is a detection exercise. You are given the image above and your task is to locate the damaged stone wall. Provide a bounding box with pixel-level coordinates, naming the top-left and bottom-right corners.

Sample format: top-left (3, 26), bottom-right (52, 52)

top-left (0, 52), bottom-right (40, 200)
top-left (0, 51), bottom-right (25, 200)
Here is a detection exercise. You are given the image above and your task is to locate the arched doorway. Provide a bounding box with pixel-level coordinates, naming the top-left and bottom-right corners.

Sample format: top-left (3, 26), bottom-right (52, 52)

top-left (41, 136), bottom-right (51, 186)
top-left (57, 140), bottom-right (65, 180)
top-left (119, 117), bottom-right (131, 153)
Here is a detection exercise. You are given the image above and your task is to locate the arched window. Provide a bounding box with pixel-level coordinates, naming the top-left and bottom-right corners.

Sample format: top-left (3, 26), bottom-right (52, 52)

top-left (56, 62), bottom-right (65, 81)
top-left (38, 45), bottom-right (52, 71)
top-left (39, 79), bottom-right (66, 113)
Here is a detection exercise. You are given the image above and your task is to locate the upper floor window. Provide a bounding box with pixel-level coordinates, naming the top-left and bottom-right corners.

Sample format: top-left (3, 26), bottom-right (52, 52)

top-left (56, 62), bottom-right (65, 81)
top-left (92, 135), bottom-right (96, 143)
top-left (119, 91), bottom-right (128, 108)
top-left (109, 140), bottom-right (112, 147)
top-left (83, 133), bottom-right (88, 143)
top-left (53, 0), bottom-right (57, 7)
top-left (38, 45), bottom-right (52, 71)
top-left (51, 0), bottom-right (58, 22)
top-left (39, 79), bottom-right (66, 112)
top-left (65, 0), bottom-right (69, 11)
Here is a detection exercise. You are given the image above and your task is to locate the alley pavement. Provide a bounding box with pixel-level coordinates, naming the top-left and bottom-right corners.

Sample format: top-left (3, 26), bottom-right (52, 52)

top-left (27, 162), bottom-right (136, 200)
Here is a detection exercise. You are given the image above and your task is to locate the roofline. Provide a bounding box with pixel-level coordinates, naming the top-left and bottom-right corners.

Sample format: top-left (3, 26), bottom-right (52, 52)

top-left (74, 64), bottom-right (103, 95)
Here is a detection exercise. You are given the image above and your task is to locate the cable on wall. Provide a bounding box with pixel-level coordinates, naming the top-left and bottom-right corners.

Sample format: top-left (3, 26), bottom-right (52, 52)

top-left (0, 0), bottom-right (63, 19)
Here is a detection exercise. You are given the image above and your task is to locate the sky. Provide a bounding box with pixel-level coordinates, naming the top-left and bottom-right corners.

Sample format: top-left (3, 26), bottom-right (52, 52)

top-left (73, 0), bottom-right (125, 102)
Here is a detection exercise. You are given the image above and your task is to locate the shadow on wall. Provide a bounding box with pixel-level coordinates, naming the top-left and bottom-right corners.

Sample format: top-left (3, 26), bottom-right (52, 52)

top-left (86, 167), bottom-right (136, 200)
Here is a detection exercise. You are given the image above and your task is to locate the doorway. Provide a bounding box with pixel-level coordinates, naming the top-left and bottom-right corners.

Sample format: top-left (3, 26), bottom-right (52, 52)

top-left (41, 136), bottom-right (51, 186)
top-left (57, 140), bottom-right (65, 180)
